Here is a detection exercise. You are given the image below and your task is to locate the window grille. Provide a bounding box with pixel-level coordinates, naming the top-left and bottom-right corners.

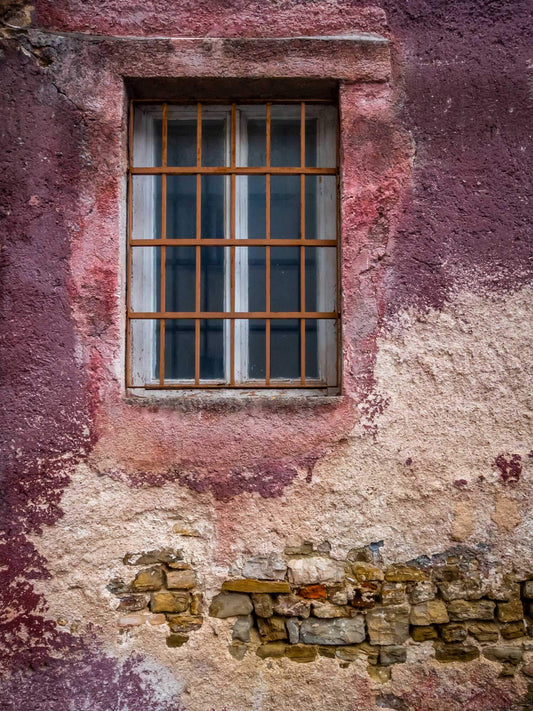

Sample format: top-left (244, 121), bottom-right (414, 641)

top-left (127, 100), bottom-right (339, 390)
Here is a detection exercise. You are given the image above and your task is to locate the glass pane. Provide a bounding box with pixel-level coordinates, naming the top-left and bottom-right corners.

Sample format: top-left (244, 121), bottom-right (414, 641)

top-left (271, 105), bottom-right (301, 167)
top-left (305, 105), bottom-right (337, 168)
top-left (248, 319), bottom-right (266, 380)
top-left (167, 113), bottom-right (196, 167)
top-left (270, 319), bottom-right (300, 380)
top-left (236, 175), bottom-right (265, 238)
top-left (305, 175), bottom-right (336, 239)
top-left (130, 319), bottom-right (159, 385)
top-left (165, 319), bottom-right (195, 380)
top-left (200, 247), bottom-right (225, 312)
top-left (132, 175), bottom-right (162, 239)
top-left (309, 318), bottom-right (337, 386)
top-left (133, 105), bottom-right (162, 167)
top-left (247, 247), bottom-right (266, 312)
top-left (305, 247), bottom-right (336, 312)
top-left (200, 319), bottom-right (224, 380)
top-left (166, 247), bottom-right (195, 312)
top-left (271, 175), bottom-right (300, 238)
top-left (201, 175), bottom-right (226, 239)
top-left (271, 247), bottom-right (300, 312)
top-left (131, 246), bottom-right (160, 312)
top-left (167, 175), bottom-right (196, 238)
top-left (305, 116), bottom-right (317, 168)
top-left (202, 112), bottom-right (228, 166)
top-left (305, 320), bottom-right (318, 379)
top-left (237, 106), bottom-right (266, 167)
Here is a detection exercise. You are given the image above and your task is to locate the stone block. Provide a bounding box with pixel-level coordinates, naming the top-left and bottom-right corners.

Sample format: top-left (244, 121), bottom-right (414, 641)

top-left (468, 622), bottom-right (499, 642)
top-left (273, 594), bottom-right (311, 618)
top-left (167, 615), bottom-right (203, 634)
top-left (284, 541), bottom-right (314, 556)
top-left (232, 615), bottom-right (253, 643)
top-left (523, 581), bottom-right (533, 599)
top-left (351, 582), bottom-right (380, 609)
top-left (287, 557), bottom-right (345, 586)
top-left (252, 593), bottom-right (274, 618)
top-left (228, 641), bottom-right (248, 660)
top-left (411, 625), bottom-right (438, 642)
top-left (380, 645), bottom-right (407, 666)
top-left (300, 617), bottom-right (365, 645)
top-left (257, 616), bottom-right (287, 642)
top-left (318, 646), bottom-right (337, 658)
top-left (408, 581), bottom-right (437, 604)
top-left (501, 620), bottom-right (527, 639)
top-left (312, 601), bottom-right (352, 618)
top-left (385, 565), bottom-right (427, 583)
top-left (166, 633), bottom-right (188, 648)
top-left (497, 599), bottom-right (524, 622)
top-left (368, 666), bottom-right (391, 684)
top-left (335, 642), bottom-right (379, 665)
top-left (297, 584), bottom-right (327, 600)
top-left (434, 643), bottom-right (480, 663)
top-left (439, 623), bottom-right (467, 643)
top-left (222, 578), bottom-right (290, 594)
top-left (410, 600), bottom-right (449, 626)
top-left (522, 662), bottom-right (533, 677)
top-left (256, 642), bottom-right (286, 659)
top-left (438, 580), bottom-right (484, 601)
top-left (381, 582), bottom-right (406, 606)
top-left (209, 592), bottom-right (253, 618)
top-left (286, 617), bottom-right (300, 644)
top-left (284, 645), bottom-right (318, 663)
top-left (190, 592), bottom-right (202, 615)
top-left (242, 554), bottom-right (287, 581)
top-left (131, 567), bottom-right (165, 592)
top-left (447, 599), bottom-right (495, 621)
top-left (124, 549), bottom-right (182, 566)
top-left (150, 592), bottom-right (189, 614)
top-left (366, 605), bottom-right (410, 645)
top-left (483, 646), bottom-right (523, 664)
top-left (351, 563), bottom-right (384, 582)
top-left (166, 569), bottom-right (196, 590)
top-left (116, 595), bottom-right (149, 612)
top-left (107, 578), bottom-right (129, 596)
top-left (328, 586), bottom-right (349, 605)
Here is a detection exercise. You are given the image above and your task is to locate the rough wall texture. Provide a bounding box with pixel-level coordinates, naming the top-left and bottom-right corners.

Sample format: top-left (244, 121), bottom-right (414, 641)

top-left (0, 1), bottom-right (531, 710)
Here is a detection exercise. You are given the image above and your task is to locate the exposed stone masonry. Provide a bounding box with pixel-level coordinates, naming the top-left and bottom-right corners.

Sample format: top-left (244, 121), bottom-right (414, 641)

top-left (106, 543), bottom-right (533, 685)
top-left (107, 549), bottom-right (203, 648)
top-left (206, 544), bottom-right (533, 681)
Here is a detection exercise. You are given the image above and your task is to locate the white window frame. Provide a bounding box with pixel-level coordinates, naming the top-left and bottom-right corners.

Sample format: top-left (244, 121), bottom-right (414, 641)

top-left (129, 102), bottom-right (338, 390)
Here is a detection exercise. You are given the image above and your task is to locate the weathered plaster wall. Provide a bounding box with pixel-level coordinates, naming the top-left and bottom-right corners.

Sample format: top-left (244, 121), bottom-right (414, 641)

top-left (0, 1), bottom-right (531, 710)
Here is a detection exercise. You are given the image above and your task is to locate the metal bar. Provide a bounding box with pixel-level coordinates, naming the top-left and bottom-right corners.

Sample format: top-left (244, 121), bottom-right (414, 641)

top-left (133, 98), bottom-right (333, 105)
top-left (265, 102), bottom-right (271, 386)
top-left (142, 381), bottom-right (330, 390)
top-left (131, 238), bottom-right (337, 247)
top-left (159, 102), bottom-right (168, 384)
top-left (131, 166), bottom-right (337, 175)
top-left (300, 102), bottom-right (306, 384)
top-left (229, 103), bottom-right (237, 385)
top-left (195, 102), bottom-right (202, 384)
top-left (130, 311), bottom-right (338, 319)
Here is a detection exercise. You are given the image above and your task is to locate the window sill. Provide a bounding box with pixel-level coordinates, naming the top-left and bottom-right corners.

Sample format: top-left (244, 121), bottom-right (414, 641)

top-left (124, 388), bottom-right (343, 412)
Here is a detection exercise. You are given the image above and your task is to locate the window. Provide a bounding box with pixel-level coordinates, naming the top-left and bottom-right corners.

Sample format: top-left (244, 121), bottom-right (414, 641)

top-left (127, 100), bottom-right (339, 391)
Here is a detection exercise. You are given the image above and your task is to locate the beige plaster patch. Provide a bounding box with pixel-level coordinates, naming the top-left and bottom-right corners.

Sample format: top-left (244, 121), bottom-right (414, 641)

top-left (491, 495), bottom-right (522, 532)
top-left (28, 286), bottom-right (533, 710)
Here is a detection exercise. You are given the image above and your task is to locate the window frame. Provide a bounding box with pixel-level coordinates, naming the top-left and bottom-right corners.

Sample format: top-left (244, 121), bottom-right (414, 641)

top-left (126, 99), bottom-right (340, 393)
